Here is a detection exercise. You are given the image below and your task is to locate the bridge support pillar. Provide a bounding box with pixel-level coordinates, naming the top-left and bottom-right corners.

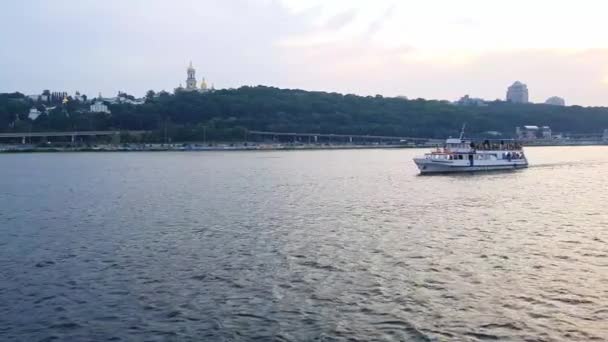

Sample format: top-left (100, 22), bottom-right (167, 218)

top-left (314, 135), bottom-right (318, 143)
top-left (349, 136), bottom-right (353, 143)
top-left (71, 135), bottom-right (75, 144)
top-left (111, 133), bottom-right (121, 145)
top-left (22, 136), bottom-right (26, 144)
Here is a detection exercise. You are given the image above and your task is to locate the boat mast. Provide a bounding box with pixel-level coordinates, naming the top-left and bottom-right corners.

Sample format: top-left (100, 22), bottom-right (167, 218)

top-left (459, 123), bottom-right (467, 140)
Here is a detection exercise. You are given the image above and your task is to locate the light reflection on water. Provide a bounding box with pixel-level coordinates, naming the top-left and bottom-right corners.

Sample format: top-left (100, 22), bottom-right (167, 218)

top-left (1, 146), bottom-right (607, 341)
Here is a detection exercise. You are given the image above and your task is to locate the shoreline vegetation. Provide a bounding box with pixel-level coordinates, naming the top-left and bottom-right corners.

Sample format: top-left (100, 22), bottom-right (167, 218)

top-left (3, 87), bottom-right (608, 145)
top-left (2, 139), bottom-right (607, 154)
top-left (0, 143), bottom-right (416, 153)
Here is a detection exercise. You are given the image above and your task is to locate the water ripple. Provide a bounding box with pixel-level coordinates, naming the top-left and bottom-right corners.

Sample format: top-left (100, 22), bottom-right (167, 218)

top-left (1, 147), bottom-right (607, 341)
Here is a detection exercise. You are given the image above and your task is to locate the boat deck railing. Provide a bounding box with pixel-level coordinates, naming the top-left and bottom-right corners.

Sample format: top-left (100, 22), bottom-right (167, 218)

top-left (472, 144), bottom-right (523, 151)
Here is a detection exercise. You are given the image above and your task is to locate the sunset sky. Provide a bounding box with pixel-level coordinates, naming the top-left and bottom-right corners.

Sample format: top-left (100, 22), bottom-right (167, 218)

top-left (2, 0), bottom-right (607, 105)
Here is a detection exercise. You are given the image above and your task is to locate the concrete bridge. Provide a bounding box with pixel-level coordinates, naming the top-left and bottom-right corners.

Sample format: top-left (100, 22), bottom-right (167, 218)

top-left (0, 129), bottom-right (442, 145)
top-left (0, 130), bottom-right (148, 144)
top-left (247, 130), bottom-right (442, 144)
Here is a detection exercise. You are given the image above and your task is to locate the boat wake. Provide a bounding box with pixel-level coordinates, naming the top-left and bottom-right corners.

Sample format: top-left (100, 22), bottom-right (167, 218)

top-left (530, 160), bottom-right (608, 169)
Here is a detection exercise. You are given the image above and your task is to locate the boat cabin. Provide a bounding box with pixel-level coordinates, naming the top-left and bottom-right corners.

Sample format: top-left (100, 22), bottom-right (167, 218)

top-left (425, 138), bottom-right (526, 163)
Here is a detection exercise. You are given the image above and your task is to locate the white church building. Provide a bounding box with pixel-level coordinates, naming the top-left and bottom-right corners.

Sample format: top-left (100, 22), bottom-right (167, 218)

top-left (175, 62), bottom-right (212, 93)
top-left (90, 94), bottom-right (111, 114)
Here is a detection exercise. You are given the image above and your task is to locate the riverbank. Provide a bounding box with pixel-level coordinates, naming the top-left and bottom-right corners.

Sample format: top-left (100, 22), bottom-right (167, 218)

top-left (0, 142), bottom-right (424, 153)
top-left (2, 140), bottom-right (607, 153)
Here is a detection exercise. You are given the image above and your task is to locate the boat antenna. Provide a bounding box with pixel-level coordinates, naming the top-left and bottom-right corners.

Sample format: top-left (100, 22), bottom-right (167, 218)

top-left (459, 123), bottom-right (467, 140)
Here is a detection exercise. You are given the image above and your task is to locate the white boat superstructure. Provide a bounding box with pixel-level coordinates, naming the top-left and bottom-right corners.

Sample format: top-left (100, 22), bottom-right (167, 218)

top-left (413, 138), bottom-right (528, 174)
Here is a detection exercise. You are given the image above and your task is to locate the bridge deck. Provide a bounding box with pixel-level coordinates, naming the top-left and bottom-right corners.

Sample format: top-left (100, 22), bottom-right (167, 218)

top-left (0, 131), bottom-right (147, 138)
top-left (248, 130), bottom-right (437, 142)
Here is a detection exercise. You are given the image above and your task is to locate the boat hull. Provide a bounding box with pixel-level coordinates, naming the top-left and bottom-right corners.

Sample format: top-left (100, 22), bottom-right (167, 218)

top-left (414, 158), bottom-right (528, 174)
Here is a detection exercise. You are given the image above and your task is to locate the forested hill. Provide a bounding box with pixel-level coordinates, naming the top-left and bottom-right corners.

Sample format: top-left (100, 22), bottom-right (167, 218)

top-left (2, 86), bottom-right (608, 140)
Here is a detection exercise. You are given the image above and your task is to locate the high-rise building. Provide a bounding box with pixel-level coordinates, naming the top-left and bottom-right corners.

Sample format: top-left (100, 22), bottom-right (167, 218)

top-left (545, 96), bottom-right (565, 106)
top-left (506, 81), bottom-right (529, 103)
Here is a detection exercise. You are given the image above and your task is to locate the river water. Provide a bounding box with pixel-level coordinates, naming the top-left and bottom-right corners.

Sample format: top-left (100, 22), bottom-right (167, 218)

top-left (1, 147), bottom-right (607, 341)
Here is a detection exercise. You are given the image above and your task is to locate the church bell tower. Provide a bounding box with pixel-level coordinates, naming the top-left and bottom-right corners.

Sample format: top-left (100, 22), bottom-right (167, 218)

top-left (186, 61), bottom-right (198, 91)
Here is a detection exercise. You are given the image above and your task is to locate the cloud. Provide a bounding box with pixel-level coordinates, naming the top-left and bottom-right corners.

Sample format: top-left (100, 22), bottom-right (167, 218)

top-left (278, 45), bottom-right (608, 106)
top-left (0, 0), bottom-right (311, 96)
top-left (366, 5), bottom-right (396, 35)
top-left (323, 9), bottom-right (357, 30)
top-left (272, 0), bottom-right (608, 105)
top-left (1, 0), bottom-right (608, 106)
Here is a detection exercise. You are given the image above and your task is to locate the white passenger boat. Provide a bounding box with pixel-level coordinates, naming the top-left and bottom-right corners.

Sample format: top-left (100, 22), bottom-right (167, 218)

top-left (413, 130), bottom-right (528, 174)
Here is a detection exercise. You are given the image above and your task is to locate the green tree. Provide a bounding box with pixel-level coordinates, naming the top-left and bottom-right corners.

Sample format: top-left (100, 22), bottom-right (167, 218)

top-left (145, 90), bottom-right (156, 101)
top-left (2, 86), bottom-right (608, 140)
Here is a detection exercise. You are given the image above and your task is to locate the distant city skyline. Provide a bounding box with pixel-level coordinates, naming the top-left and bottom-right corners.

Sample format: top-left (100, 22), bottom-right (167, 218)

top-left (1, 0), bottom-right (607, 106)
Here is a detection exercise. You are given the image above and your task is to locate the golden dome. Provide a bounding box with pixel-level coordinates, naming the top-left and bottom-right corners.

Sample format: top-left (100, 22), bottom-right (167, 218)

top-left (200, 78), bottom-right (208, 90)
